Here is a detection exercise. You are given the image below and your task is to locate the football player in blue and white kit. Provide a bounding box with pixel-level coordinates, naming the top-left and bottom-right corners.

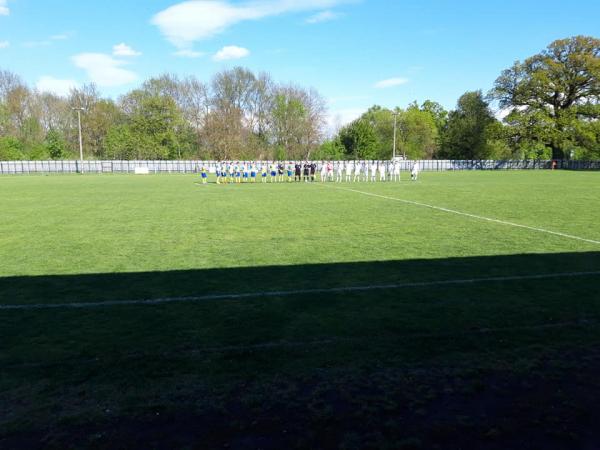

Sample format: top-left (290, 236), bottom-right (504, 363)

top-left (260, 163), bottom-right (267, 183)
top-left (235, 162), bottom-right (242, 184)
top-left (200, 164), bottom-right (208, 184)
top-left (243, 163), bottom-right (249, 183)
top-left (222, 162), bottom-right (228, 183)
top-left (228, 163), bottom-right (235, 183)
top-left (215, 162), bottom-right (221, 184)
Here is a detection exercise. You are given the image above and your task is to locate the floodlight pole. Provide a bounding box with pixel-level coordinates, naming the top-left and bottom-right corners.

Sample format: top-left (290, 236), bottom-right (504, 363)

top-left (72, 107), bottom-right (84, 171)
top-left (392, 111), bottom-right (398, 160)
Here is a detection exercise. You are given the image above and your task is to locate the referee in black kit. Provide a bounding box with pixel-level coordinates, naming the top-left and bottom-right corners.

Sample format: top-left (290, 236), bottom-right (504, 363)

top-left (310, 162), bottom-right (317, 182)
top-left (294, 162), bottom-right (302, 182)
top-left (303, 162), bottom-right (310, 182)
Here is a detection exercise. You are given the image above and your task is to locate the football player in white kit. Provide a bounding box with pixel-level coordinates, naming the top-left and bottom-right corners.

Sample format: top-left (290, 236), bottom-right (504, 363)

top-left (326, 162), bottom-right (334, 181)
top-left (353, 161), bottom-right (362, 182)
top-left (379, 162), bottom-right (387, 182)
top-left (345, 161), bottom-right (353, 182)
top-left (392, 161), bottom-right (401, 182)
top-left (320, 162), bottom-right (327, 182)
top-left (336, 162), bottom-right (343, 183)
top-left (411, 162), bottom-right (420, 181)
top-left (370, 162), bottom-right (378, 182)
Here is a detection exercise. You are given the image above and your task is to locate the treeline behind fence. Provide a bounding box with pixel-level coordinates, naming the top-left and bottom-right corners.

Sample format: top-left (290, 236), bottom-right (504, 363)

top-left (1, 160), bottom-right (599, 175)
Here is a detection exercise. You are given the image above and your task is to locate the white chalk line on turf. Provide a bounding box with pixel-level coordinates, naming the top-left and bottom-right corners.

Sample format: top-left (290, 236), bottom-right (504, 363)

top-left (322, 184), bottom-right (600, 245)
top-left (1, 271), bottom-right (599, 311)
top-left (4, 318), bottom-right (599, 370)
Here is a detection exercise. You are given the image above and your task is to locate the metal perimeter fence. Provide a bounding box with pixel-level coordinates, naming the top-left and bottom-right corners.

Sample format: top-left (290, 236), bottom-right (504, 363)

top-left (0, 159), bottom-right (599, 175)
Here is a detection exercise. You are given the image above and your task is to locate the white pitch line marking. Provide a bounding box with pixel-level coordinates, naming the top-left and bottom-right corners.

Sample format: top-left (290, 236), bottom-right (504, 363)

top-left (5, 318), bottom-right (598, 369)
top-left (322, 184), bottom-right (600, 245)
top-left (1, 271), bottom-right (599, 311)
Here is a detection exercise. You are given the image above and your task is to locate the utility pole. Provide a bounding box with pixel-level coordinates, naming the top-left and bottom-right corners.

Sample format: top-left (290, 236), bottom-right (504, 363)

top-left (392, 111), bottom-right (398, 160)
top-left (72, 107), bottom-right (85, 171)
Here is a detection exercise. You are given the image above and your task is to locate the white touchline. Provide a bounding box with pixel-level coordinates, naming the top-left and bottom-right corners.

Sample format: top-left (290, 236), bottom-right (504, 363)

top-left (1, 271), bottom-right (599, 311)
top-left (323, 185), bottom-right (600, 245)
top-left (5, 319), bottom-right (598, 368)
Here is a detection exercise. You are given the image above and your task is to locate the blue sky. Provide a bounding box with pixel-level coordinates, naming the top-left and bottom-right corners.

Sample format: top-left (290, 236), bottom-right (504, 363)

top-left (0, 0), bottom-right (598, 125)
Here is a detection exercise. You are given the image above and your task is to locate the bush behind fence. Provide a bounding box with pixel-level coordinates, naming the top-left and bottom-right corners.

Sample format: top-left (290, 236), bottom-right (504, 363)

top-left (1, 159), bottom-right (599, 175)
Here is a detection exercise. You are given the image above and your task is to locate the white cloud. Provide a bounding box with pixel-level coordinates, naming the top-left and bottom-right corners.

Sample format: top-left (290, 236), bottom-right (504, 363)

top-left (0, 0), bottom-right (9, 16)
top-left (0, 40), bottom-right (9, 48)
top-left (333, 108), bottom-right (363, 124)
top-left (495, 105), bottom-right (528, 121)
top-left (23, 33), bottom-right (72, 48)
top-left (113, 43), bottom-right (142, 57)
top-left (173, 49), bottom-right (205, 58)
top-left (23, 40), bottom-right (52, 48)
top-left (72, 53), bottom-right (137, 87)
top-left (152, 0), bottom-right (355, 48)
top-left (306, 10), bottom-right (341, 24)
top-left (51, 34), bottom-right (69, 41)
top-left (374, 77), bottom-right (409, 89)
top-left (329, 95), bottom-right (371, 104)
top-left (326, 107), bottom-right (363, 134)
top-left (213, 45), bottom-right (249, 61)
top-left (36, 76), bottom-right (79, 97)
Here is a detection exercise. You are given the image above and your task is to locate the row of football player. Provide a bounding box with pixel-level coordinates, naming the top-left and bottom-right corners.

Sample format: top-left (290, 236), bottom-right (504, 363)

top-left (199, 162), bottom-right (421, 184)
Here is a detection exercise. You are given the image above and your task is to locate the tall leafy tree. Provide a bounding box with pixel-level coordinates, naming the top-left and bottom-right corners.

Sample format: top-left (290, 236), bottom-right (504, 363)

top-left (492, 36), bottom-right (600, 159)
top-left (270, 85), bottom-right (326, 159)
top-left (361, 106), bottom-right (395, 158)
top-left (201, 107), bottom-right (248, 160)
top-left (270, 90), bottom-right (308, 158)
top-left (0, 136), bottom-right (24, 160)
top-left (105, 125), bottom-right (136, 160)
top-left (420, 100), bottom-right (448, 135)
top-left (352, 104), bottom-right (442, 160)
top-left (314, 138), bottom-right (345, 160)
top-left (339, 119), bottom-right (378, 159)
top-left (440, 91), bottom-right (497, 159)
top-left (399, 106), bottom-right (440, 159)
top-left (0, 65), bottom-right (333, 160)
top-left (45, 129), bottom-right (68, 159)
top-left (133, 94), bottom-right (184, 159)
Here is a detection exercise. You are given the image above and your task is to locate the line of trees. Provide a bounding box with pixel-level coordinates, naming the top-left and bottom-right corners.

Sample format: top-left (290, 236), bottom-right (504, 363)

top-left (327, 36), bottom-right (599, 161)
top-left (0, 36), bottom-right (598, 161)
top-left (0, 67), bottom-right (327, 161)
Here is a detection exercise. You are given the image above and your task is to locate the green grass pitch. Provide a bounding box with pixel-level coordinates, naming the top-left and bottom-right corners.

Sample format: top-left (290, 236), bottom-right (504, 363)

top-left (1, 171), bottom-right (600, 448)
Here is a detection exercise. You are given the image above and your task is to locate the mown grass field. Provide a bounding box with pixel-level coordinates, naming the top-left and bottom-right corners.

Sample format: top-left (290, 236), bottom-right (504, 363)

top-left (1, 171), bottom-right (600, 449)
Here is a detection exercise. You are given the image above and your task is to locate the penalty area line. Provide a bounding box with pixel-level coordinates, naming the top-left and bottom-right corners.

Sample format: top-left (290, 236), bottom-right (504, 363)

top-left (322, 184), bottom-right (600, 246)
top-left (1, 271), bottom-right (599, 311)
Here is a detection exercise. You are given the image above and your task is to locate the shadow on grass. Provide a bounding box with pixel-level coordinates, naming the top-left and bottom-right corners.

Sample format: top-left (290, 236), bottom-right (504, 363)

top-left (1, 252), bottom-right (600, 448)
top-left (1, 251), bottom-right (599, 306)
